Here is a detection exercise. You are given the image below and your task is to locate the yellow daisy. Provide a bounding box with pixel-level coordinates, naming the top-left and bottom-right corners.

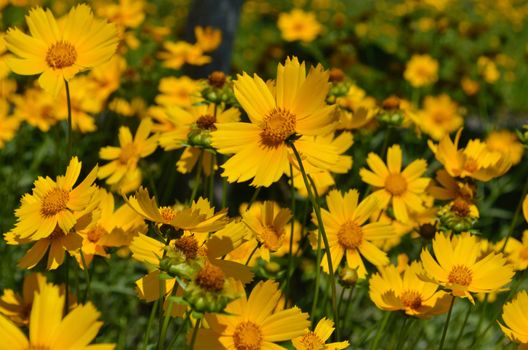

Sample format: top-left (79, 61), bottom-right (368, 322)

top-left (4, 4), bottom-right (118, 95)
top-left (0, 281), bottom-right (114, 350)
top-left (158, 41), bottom-right (211, 70)
top-left (5, 156), bottom-right (98, 241)
top-left (486, 130), bottom-right (524, 166)
top-left (0, 100), bottom-right (20, 149)
top-left (497, 231), bottom-right (528, 271)
top-left (315, 189), bottom-right (394, 278)
top-left (420, 232), bottom-right (514, 303)
top-left (0, 273), bottom-right (46, 326)
top-left (195, 280), bottom-right (309, 350)
top-left (154, 76), bottom-right (203, 108)
top-left (292, 318), bottom-right (349, 350)
top-left (404, 54), bottom-right (439, 87)
top-left (415, 94), bottom-right (463, 141)
top-left (212, 56), bottom-right (338, 187)
top-left (369, 261), bottom-right (451, 318)
top-left (194, 26), bottom-right (222, 52)
top-left (11, 87), bottom-right (60, 132)
top-left (499, 290), bottom-right (528, 347)
top-left (277, 9), bottom-right (322, 43)
top-left (360, 144), bottom-right (430, 223)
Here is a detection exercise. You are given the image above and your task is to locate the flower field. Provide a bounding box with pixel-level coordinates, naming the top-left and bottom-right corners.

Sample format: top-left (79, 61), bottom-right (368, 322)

top-left (1, 0), bottom-right (528, 349)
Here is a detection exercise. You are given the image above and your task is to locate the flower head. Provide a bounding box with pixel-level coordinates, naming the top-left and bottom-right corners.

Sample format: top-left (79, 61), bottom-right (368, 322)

top-left (404, 54), bottom-right (439, 87)
top-left (499, 290), bottom-right (528, 346)
top-left (292, 318), bottom-right (349, 350)
top-left (278, 9), bottom-right (322, 43)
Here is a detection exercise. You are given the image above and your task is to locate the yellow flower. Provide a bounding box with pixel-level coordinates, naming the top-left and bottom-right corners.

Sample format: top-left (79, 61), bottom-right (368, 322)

top-left (98, 118), bottom-right (158, 193)
top-left (429, 128), bottom-right (512, 182)
top-left (4, 4), bottom-right (118, 95)
top-left (5, 156), bottom-right (98, 241)
top-left (524, 195), bottom-right (528, 223)
top-left (499, 290), bottom-right (528, 347)
top-left (0, 281), bottom-right (114, 350)
top-left (427, 169), bottom-right (476, 202)
top-left (155, 76), bottom-right (203, 108)
top-left (0, 33), bottom-right (12, 79)
top-left (292, 318), bottom-right (349, 350)
top-left (486, 130), bottom-right (524, 166)
top-left (0, 273), bottom-right (46, 325)
top-left (88, 54), bottom-right (127, 101)
top-left (369, 261), bottom-right (451, 318)
top-left (194, 26), bottom-right (222, 52)
top-left (404, 54), bottom-right (439, 87)
top-left (497, 231), bottom-right (528, 271)
top-left (0, 100), bottom-right (20, 148)
top-left (212, 57), bottom-right (338, 187)
top-left (478, 56), bottom-right (500, 83)
top-left (96, 0), bottom-right (145, 30)
top-left (11, 87), bottom-right (60, 132)
top-left (195, 280), bottom-right (309, 349)
top-left (461, 77), bottom-right (480, 96)
top-left (414, 94), bottom-right (463, 141)
top-left (158, 41), bottom-right (211, 70)
top-left (420, 232), bottom-right (514, 303)
top-left (335, 85), bottom-right (378, 130)
top-left (360, 144), bottom-right (430, 223)
top-left (277, 9), bottom-right (322, 43)
top-left (315, 189), bottom-right (394, 277)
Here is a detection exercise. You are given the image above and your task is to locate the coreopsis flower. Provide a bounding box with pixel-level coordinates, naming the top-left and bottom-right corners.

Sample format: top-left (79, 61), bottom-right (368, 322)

top-left (11, 87), bottom-right (60, 132)
top-left (335, 85), bottom-right (378, 130)
top-left (159, 41), bottom-right (211, 70)
top-left (212, 56), bottom-right (339, 187)
top-left (88, 54), bottom-right (126, 101)
top-left (499, 290), bottom-right (528, 347)
top-left (404, 54), bottom-right (439, 87)
top-left (414, 94), bottom-right (463, 141)
top-left (195, 280), bottom-right (310, 349)
top-left (3, 4), bottom-right (119, 95)
top-left (0, 273), bottom-right (46, 325)
top-left (241, 201), bottom-right (292, 261)
top-left (478, 56), bottom-right (500, 83)
top-left (0, 281), bottom-right (114, 350)
top-left (360, 144), bottom-right (430, 223)
top-left (0, 33), bottom-right (11, 79)
top-left (314, 189), bottom-right (394, 277)
top-left (497, 231), bottom-right (528, 271)
top-left (155, 76), bottom-right (203, 108)
top-left (429, 129), bottom-right (512, 182)
top-left (96, 0), bottom-right (145, 30)
top-left (98, 118), bottom-right (158, 193)
top-left (5, 156), bottom-right (98, 241)
top-left (194, 26), bottom-right (222, 52)
top-left (369, 261), bottom-right (451, 318)
top-left (292, 318), bottom-right (349, 350)
top-left (524, 195), bottom-right (528, 222)
top-left (427, 169), bottom-right (476, 202)
top-left (461, 77), bottom-right (480, 96)
top-left (277, 9), bottom-right (322, 43)
top-left (0, 100), bottom-right (20, 148)
top-left (420, 232), bottom-right (514, 303)
top-left (486, 130), bottom-right (524, 166)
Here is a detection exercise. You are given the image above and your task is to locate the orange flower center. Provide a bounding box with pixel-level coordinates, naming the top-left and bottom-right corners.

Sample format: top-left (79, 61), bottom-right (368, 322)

top-left (174, 236), bottom-right (199, 260)
top-left (87, 225), bottom-right (106, 243)
top-left (260, 108), bottom-right (296, 148)
top-left (49, 226), bottom-right (66, 240)
top-left (451, 198), bottom-right (471, 217)
top-left (259, 225), bottom-right (284, 251)
top-left (41, 188), bottom-right (69, 217)
top-left (46, 41), bottom-right (77, 69)
top-left (337, 220), bottom-right (363, 249)
top-left (196, 114), bottom-right (217, 131)
top-left (400, 290), bottom-right (423, 310)
top-left (448, 264), bottom-right (472, 286)
top-left (233, 321), bottom-right (263, 350)
top-left (119, 143), bottom-right (137, 164)
top-left (195, 262), bottom-right (225, 292)
top-left (298, 332), bottom-right (325, 350)
top-left (463, 158), bottom-right (478, 173)
top-left (159, 206), bottom-right (176, 224)
top-left (385, 173), bottom-right (407, 196)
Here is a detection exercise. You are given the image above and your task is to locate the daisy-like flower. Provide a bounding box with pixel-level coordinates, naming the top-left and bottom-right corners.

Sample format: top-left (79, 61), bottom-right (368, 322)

top-left (3, 4), bottom-right (119, 95)
top-left (497, 231), bottom-right (528, 271)
top-left (414, 94), bottom-right (463, 141)
top-left (0, 100), bottom-right (20, 149)
top-left (315, 189), bottom-right (394, 278)
top-left (194, 26), bottom-right (222, 52)
top-left (158, 41), bottom-right (211, 70)
top-left (524, 195), bottom-right (528, 222)
top-left (404, 54), bottom-right (439, 88)
top-left (195, 280), bottom-right (309, 350)
top-left (5, 156), bottom-right (98, 241)
top-left (0, 280), bottom-right (114, 350)
top-left (499, 290), bottom-right (528, 347)
top-left (98, 118), bottom-right (158, 193)
top-left (360, 144), bottom-right (430, 223)
top-left (428, 128), bottom-right (512, 182)
top-left (369, 261), bottom-right (451, 318)
top-left (335, 85), bottom-right (378, 130)
top-left (154, 76), bottom-right (203, 108)
top-left (11, 87), bottom-right (60, 132)
top-left (212, 56), bottom-right (338, 187)
top-left (0, 273), bottom-right (46, 325)
top-left (420, 232), bottom-right (514, 303)
top-left (486, 130), bottom-right (524, 166)
top-left (427, 169), bottom-right (476, 202)
top-left (292, 318), bottom-right (349, 350)
top-left (277, 9), bottom-right (322, 43)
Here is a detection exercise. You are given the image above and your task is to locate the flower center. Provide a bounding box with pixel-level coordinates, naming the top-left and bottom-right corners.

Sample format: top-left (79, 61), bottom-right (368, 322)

top-left (49, 226), bottom-right (66, 240)
top-left (46, 41), bottom-right (77, 69)
top-left (451, 198), bottom-right (471, 217)
top-left (196, 114), bottom-right (217, 131)
top-left (448, 264), bottom-right (472, 286)
top-left (174, 236), bottom-right (199, 260)
top-left (385, 173), bottom-right (408, 196)
top-left (41, 188), bottom-right (69, 217)
top-left (195, 262), bottom-right (225, 292)
top-left (119, 143), bottom-right (137, 165)
top-left (259, 225), bottom-right (284, 251)
top-left (159, 206), bottom-right (176, 224)
top-left (233, 321), bottom-right (263, 350)
top-left (337, 220), bottom-right (363, 249)
top-left (298, 332), bottom-right (325, 350)
top-left (259, 108), bottom-right (296, 148)
top-left (463, 158), bottom-right (478, 173)
top-left (87, 225), bottom-right (106, 243)
top-left (400, 290), bottom-right (423, 310)
top-left (431, 110), bottom-right (449, 123)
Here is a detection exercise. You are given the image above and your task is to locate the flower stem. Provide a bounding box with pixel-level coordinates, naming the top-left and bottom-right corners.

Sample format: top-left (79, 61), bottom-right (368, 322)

top-left (64, 79), bottom-right (73, 157)
top-left (369, 311), bottom-right (391, 350)
top-left (247, 187), bottom-right (261, 209)
top-left (439, 295), bottom-right (456, 350)
top-left (167, 310), bottom-right (191, 349)
top-left (289, 142), bottom-right (339, 339)
top-left (189, 318), bottom-right (201, 349)
top-left (158, 298), bottom-right (174, 350)
top-left (284, 163), bottom-right (296, 308)
top-left (79, 250), bottom-right (91, 302)
top-left (500, 178), bottom-right (528, 251)
top-left (143, 299), bottom-right (159, 350)
top-left (453, 302), bottom-right (472, 349)
top-left (189, 153), bottom-right (203, 205)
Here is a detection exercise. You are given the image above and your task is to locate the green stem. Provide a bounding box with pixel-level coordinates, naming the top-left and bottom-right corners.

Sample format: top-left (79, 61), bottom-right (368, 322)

top-left (167, 310), bottom-right (191, 349)
top-left (79, 250), bottom-right (91, 303)
top-left (289, 142), bottom-right (339, 339)
top-left (439, 296), bottom-right (456, 350)
top-left (500, 179), bottom-right (528, 251)
top-left (64, 255), bottom-right (70, 312)
top-left (453, 302), bottom-right (472, 349)
top-left (189, 153), bottom-right (203, 205)
top-left (284, 163), bottom-right (296, 308)
top-left (245, 243), bottom-right (260, 266)
top-left (189, 318), bottom-right (201, 349)
top-left (395, 317), bottom-right (412, 350)
top-left (369, 311), bottom-right (391, 350)
top-left (158, 298), bottom-right (174, 350)
top-left (64, 79), bottom-right (73, 157)
top-left (208, 153), bottom-right (215, 203)
top-left (143, 299), bottom-right (160, 350)
top-left (247, 187), bottom-right (261, 210)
